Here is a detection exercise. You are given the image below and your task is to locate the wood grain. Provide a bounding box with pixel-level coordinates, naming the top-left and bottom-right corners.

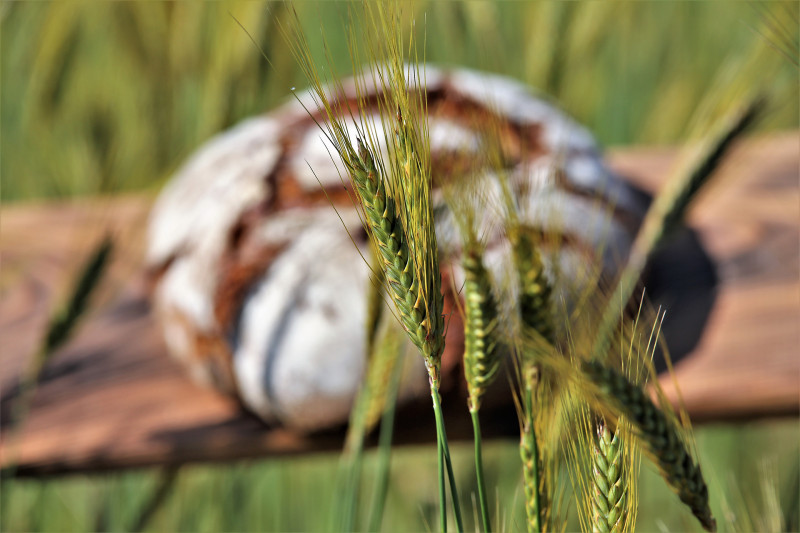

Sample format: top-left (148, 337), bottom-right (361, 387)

top-left (1, 133), bottom-right (797, 476)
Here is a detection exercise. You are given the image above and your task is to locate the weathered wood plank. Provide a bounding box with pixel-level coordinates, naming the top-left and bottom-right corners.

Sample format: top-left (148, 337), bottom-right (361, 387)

top-left (1, 133), bottom-right (797, 476)
top-left (609, 133), bottom-right (800, 420)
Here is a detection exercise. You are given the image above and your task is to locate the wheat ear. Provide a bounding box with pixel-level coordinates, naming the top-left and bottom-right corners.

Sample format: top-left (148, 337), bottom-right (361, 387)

top-left (592, 421), bottom-right (627, 533)
top-left (350, 102), bottom-right (459, 532)
top-left (462, 245), bottom-right (501, 413)
top-left (511, 228), bottom-right (555, 346)
top-left (582, 361), bottom-right (716, 532)
top-left (343, 264), bottom-right (388, 451)
top-left (351, 138), bottom-right (445, 378)
top-left (286, 3), bottom-right (458, 528)
top-left (4, 234), bottom-right (113, 492)
top-left (457, 223), bottom-right (501, 532)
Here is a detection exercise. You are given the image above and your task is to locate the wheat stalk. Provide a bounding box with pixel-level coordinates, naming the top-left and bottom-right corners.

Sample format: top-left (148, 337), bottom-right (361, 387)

top-left (340, 267), bottom-right (395, 532)
top-left (510, 225), bottom-right (556, 532)
top-left (451, 207), bottom-right (502, 531)
top-left (582, 360), bottom-right (716, 532)
top-left (285, 4), bottom-right (462, 528)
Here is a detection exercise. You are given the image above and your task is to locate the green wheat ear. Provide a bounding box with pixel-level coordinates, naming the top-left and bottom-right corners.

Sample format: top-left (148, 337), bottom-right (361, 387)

top-left (343, 266), bottom-right (389, 457)
top-left (511, 226), bottom-right (555, 345)
top-left (447, 196), bottom-right (502, 412)
top-left (462, 245), bottom-right (501, 411)
top-left (351, 137), bottom-right (444, 378)
top-left (582, 360), bottom-right (716, 532)
top-left (592, 421), bottom-right (627, 533)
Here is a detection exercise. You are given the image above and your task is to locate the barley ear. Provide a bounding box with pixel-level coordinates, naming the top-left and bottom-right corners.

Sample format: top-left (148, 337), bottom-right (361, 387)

top-left (592, 421), bottom-right (627, 533)
top-left (582, 361), bottom-right (716, 532)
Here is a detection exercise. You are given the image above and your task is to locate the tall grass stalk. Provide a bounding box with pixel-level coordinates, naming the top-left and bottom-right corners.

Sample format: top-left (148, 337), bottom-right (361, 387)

top-left (8, 234), bottom-right (113, 435)
top-left (367, 352), bottom-right (404, 532)
top-left (339, 267), bottom-right (386, 532)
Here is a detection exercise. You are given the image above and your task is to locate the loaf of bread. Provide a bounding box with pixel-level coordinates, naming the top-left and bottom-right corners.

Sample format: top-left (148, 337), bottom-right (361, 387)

top-left (146, 65), bottom-right (648, 430)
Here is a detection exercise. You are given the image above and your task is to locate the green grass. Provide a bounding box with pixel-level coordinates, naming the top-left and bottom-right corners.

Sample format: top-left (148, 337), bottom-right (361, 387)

top-left (2, 420), bottom-right (797, 532)
top-left (1, 1), bottom-right (797, 202)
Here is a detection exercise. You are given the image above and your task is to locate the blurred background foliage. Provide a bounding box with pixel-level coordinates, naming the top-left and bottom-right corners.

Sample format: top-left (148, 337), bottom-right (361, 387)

top-left (1, 1), bottom-right (797, 202)
top-left (1, 1), bottom-right (798, 531)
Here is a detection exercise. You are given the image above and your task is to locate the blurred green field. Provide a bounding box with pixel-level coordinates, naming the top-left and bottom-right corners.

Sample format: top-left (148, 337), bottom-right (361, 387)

top-left (1, 1), bottom-right (798, 532)
top-left (1, 1), bottom-right (797, 202)
top-left (3, 422), bottom-right (798, 532)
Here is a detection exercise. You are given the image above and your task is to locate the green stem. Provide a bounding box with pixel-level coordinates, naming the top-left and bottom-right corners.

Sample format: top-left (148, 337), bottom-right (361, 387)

top-left (367, 355), bottom-right (403, 532)
top-left (339, 376), bottom-right (371, 531)
top-left (431, 382), bottom-right (464, 532)
top-left (470, 408), bottom-right (491, 532)
top-left (436, 407), bottom-right (446, 533)
top-left (339, 439), bottom-right (365, 531)
top-left (442, 430), bottom-right (464, 533)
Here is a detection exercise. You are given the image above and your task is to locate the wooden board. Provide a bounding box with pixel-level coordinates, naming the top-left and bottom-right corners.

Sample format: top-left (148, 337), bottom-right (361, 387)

top-left (1, 133), bottom-right (798, 476)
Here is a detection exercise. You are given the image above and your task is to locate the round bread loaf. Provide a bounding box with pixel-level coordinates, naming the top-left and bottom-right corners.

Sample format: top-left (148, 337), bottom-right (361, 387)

top-left (146, 65), bottom-right (648, 430)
